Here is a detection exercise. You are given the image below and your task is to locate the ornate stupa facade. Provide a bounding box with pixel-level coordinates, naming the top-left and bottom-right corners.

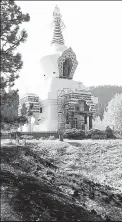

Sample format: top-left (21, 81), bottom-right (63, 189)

top-left (19, 6), bottom-right (98, 132)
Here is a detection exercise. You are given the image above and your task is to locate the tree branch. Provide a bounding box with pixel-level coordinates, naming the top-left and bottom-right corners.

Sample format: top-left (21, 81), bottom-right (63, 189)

top-left (5, 33), bottom-right (25, 53)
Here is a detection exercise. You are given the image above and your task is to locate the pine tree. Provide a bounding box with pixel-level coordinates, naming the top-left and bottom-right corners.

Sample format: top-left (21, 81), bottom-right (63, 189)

top-left (103, 94), bottom-right (122, 131)
top-left (0, 0), bottom-right (30, 110)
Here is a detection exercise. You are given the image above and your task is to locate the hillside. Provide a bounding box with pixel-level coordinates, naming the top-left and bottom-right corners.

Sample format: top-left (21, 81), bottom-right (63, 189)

top-left (90, 85), bottom-right (122, 119)
top-left (1, 139), bottom-right (122, 221)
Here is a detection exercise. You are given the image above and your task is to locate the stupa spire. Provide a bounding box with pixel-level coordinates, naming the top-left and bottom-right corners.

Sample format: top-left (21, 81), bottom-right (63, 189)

top-left (51, 5), bottom-right (65, 45)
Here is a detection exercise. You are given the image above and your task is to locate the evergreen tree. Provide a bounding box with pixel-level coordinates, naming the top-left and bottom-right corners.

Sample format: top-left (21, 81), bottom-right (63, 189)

top-left (103, 93), bottom-right (122, 131)
top-left (1, 91), bottom-right (19, 118)
top-left (0, 0), bottom-right (30, 110)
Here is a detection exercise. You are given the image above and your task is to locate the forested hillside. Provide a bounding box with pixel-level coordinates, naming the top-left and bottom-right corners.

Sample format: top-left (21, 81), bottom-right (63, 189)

top-left (90, 85), bottom-right (122, 119)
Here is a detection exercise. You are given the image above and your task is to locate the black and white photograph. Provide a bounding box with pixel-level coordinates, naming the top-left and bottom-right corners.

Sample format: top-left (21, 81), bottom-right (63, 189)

top-left (1, 0), bottom-right (122, 221)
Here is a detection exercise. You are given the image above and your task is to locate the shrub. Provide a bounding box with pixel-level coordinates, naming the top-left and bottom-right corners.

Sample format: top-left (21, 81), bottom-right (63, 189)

top-left (105, 126), bottom-right (116, 139)
top-left (20, 135), bottom-right (34, 145)
top-left (92, 129), bottom-right (107, 139)
top-left (64, 129), bottom-right (85, 140)
top-left (48, 136), bottom-right (56, 140)
top-left (85, 129), bottom-right (107, 140)
top-left (91, 134), bottom-right (107, 140)
top-left (85, 129), bottom-right (93, 139)
top-left (21, 135), bottom-right (33, 140)
top-left (90, 128), bottom-right (116, 139)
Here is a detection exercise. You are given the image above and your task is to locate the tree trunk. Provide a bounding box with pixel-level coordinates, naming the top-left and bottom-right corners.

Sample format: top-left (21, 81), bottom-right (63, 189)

top-left (19, 124), bottom-right (22, 132)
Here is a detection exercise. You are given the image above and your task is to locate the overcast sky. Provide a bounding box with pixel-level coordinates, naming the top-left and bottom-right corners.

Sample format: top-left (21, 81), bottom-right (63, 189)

top-left (15, 1), bottom-right (122, 98)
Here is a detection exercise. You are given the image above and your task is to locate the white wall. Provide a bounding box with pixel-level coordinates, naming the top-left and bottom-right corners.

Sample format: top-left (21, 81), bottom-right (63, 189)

top-left (48, 78), bottom-right (85, 100)
top-left (38, 99), bottom-right (58, 131)
top-left (40, 54), bottom-right (60, 80)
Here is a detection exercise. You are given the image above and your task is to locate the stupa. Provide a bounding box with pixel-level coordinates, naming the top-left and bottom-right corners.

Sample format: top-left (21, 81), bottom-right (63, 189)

top-left (38, 6), bottom-right (96, 132)
top-left (18, 6), bottom-right (98, 133)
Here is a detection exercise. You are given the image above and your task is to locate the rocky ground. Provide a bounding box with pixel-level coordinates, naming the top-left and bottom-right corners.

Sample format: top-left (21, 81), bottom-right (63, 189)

top-left (1, 139), bottom-right (122, 221)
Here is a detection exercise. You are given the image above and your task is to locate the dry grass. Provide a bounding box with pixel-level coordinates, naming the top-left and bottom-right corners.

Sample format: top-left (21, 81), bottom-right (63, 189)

top-left (33, 139), bottom-right (122, 192)
top-left (1, 139), bottom-right (122, 221)
top-left (32, 139), bottom-right (122, 220)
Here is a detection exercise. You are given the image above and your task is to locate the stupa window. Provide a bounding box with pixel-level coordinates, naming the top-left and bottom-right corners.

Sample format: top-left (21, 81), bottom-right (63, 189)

top-left (63, 58), bottom-right (73, 78)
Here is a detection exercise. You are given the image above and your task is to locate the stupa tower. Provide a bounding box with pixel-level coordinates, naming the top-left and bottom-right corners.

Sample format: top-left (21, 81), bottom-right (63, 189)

top-left (51, 5), bottom-right (65, 45)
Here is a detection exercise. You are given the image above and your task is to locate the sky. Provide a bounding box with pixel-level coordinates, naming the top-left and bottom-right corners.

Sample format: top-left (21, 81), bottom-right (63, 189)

top-left (15, 1), bottom-right (122, 99)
